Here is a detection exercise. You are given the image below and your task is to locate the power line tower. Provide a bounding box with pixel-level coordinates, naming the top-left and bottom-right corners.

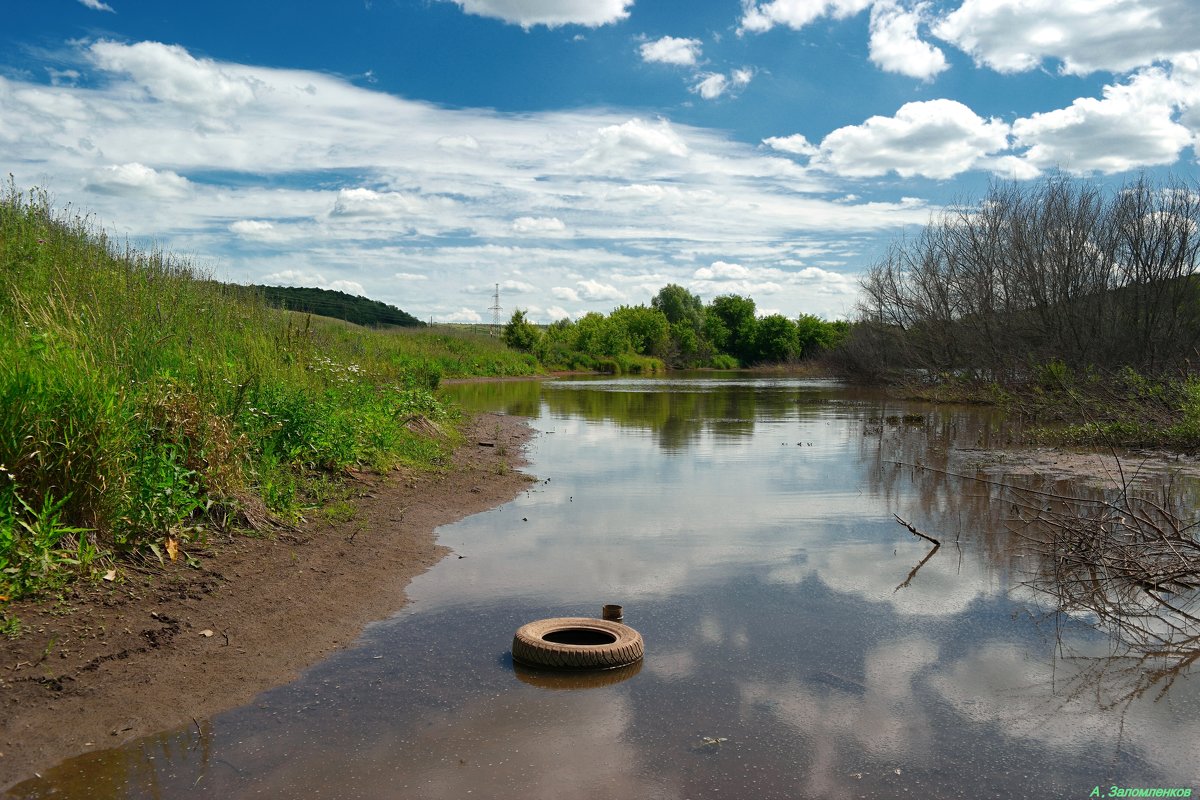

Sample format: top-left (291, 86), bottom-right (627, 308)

top-left (489, 283), bottom-right (502, 336)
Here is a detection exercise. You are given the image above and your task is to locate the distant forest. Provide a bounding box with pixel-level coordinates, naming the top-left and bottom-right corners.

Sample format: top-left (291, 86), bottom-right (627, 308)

top-left (242, 284), bottom-right (424, 328)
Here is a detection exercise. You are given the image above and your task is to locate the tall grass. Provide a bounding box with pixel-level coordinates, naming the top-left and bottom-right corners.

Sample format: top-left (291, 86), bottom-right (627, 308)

top-left (0, 185), bottom-right (532, 599)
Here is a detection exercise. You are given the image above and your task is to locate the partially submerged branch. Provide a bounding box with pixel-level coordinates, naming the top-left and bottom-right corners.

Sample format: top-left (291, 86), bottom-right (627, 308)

top-left (893, 513), bottom-right (941, 546)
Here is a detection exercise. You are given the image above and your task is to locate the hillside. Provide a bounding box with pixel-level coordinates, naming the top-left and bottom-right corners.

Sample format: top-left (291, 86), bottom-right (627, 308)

top-left (243, 284), bottom-right (425, 328)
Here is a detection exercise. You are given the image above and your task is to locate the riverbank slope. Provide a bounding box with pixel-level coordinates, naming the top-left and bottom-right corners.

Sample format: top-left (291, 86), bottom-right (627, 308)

top-left (0, 411), bottom-right (534, 790)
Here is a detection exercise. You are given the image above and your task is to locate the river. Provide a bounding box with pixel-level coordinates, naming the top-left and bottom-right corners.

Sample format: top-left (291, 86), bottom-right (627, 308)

top-left (8, 375), bottom-right (1199, 798)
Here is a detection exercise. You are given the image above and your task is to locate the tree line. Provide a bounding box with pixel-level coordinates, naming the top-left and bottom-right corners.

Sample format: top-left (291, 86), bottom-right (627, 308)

top-left (503, 285), bottom-right (848, 373)
top-left (843, 175), bottom-right (1200, 381)
top-left (240, 284), bottom-right (425, 328)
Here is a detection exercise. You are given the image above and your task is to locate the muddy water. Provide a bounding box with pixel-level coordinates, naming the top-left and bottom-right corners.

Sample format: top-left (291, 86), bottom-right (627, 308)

top-left (10, 375), bottom-right (1200, 799)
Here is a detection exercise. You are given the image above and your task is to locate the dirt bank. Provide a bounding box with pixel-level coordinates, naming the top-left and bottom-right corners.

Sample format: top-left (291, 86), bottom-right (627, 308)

top-left (0, 411), bottom-right (534, 790)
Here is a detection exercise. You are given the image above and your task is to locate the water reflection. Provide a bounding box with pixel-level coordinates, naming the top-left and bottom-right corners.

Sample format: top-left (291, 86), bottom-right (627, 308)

top-left (9, 375), bottom-right (1199, 799)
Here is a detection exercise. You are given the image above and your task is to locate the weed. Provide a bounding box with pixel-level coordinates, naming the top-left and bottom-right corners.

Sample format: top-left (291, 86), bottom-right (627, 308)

top-left (323, 501), bottom-right (357, 525)
top-left (0, 615), bottom-right (21, 639)
top-left (0, 184), bottom-right (513, 599)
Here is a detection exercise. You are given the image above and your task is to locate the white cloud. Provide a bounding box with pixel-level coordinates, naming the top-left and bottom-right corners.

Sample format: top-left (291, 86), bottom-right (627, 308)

top-left (88, 41), bottom-right (257, 115)
top-left (328, 280), bottom-right (366, 296)
top-left (394, 272), bottom-right (429, 281)
top-left (443, 307), bottom-right (484, 323)
top-left (230, 219), bottom-right (285, 241)
top-left (868, 0), bottom-right (947, 80)
top-left (261, 269), bottom-right (328, 287)
top-left (445, 0), bottom-right (632, 29)
top-left (577, 279), bottom-right (626, 301)
top-left (933, 0), bottom-right (1200, 76)
top-left (499, 279), bottom-right (537, 293)
top-left (640, 36), bottom-right (703, 67)
top-left (78, 0), bottom-right (115, 12)
top-left (437, 134), bottom-right (480, 150)
top-left (575, 117), bottom-right (690, 172)
top-left (694, 260), bottom-right (752, 280)
top-left (84, 162), bottom-right (190, 197)
top-left (552, 286), bottom-right (581, 302)
top-left (1022, 65), bottom-right (1200, 175)
top-left (1010, 63), bottom-right (1198, 174)
top-left (691, 73), bottom-right (728, 100)
top-left (512, 216), bottom-right (567, 234)
top-left (690, 68), bottom-right (754, 100)
top-left (739, 0), bottom-right (872, 34)
top-left (814, 99), bottom-right (1010, 179)
top-left (1, 40), bottom-right (946, 324)
top-left (331, 187), bottom-right (437, 218)
top-left (763, 133), bottom-right (818, 157)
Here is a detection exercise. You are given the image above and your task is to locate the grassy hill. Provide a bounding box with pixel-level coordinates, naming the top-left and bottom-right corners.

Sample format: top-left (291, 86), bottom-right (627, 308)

top-left (0, 186), bottom-right (536, 601)
top-left (241, 284), bottom-right (425, 328)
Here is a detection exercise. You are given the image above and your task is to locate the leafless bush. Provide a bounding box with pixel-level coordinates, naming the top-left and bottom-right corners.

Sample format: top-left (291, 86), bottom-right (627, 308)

top-left (1012, 479), bottom-right (1200, 700)
top-left (855, 175), bottom-right (1200, 381)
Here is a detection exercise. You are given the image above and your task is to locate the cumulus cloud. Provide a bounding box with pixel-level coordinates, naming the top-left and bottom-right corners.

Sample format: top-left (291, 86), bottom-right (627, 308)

top-left (261, 269), bottom-right (329, 287)
top-left (640, 36), bottom-right (703, 66)
top-left (763, 133), bottom-right (818, 157)
top-left (85, 162), bottom-right (190, 197)
top-left (444, 0), bottom-right (632, 29)
top-left (499, 279), bottom-right (538, 293)
top-left (739, 0), bottom-right (872, 34)
top-left (443, 307), bottom-right (485, 323)
top-left (694, 260), bottom-right (753, 280)
top-left (552, 286), bottom-right (581, 302)
top-left (814, 99), bottom-right (1009, 179)
top-left (690, 68), bottom-right (752, 100)
top-left (575, 117), bottom-right (690, 172)
top-left (230, 219), bottom-right (285, 241)
top-left (577, 279), bottom-right (625, 301)
top-left (868, 0), bottom-right (947, 80)
top-left (512, 216), bottom-right (567, 234)
top-left (78, 0), bottom-right (115, 11)
top-left (88, 40), bottom-right (258, 115)
top-left (933, 0), bottom-right (1200, 76)
top-left (331, 188), bottom-right (439, 218)
top-left (1, 39), bottom-right (944, 323)
top-left (437, 134), bottom-right (480, 150)
top-left (328, 279), bottom-right (366, 296)
top-left (691, 73), bottom-right (728, 100)
top-left (1010, 65), bottom-right (1196, 174)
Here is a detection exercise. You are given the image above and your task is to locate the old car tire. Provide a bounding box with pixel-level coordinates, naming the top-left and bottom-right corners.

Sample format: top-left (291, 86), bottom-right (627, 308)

top-left (512, 617), bottom-right (644, 670)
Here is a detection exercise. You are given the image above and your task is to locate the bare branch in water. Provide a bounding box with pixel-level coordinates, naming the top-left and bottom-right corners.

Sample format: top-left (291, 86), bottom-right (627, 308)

top-left (893, 513), bottom-right (941, 546)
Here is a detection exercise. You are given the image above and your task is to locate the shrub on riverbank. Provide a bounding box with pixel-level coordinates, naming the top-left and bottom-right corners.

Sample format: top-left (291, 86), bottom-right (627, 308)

top-left (0, 186), bottom-right (528, 600)
top-left (849, 175), bottom-right (1200, 383)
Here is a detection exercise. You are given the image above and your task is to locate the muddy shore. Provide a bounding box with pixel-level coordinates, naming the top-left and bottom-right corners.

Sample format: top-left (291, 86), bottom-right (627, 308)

top-left (0, 411), bottom-right (534, 790)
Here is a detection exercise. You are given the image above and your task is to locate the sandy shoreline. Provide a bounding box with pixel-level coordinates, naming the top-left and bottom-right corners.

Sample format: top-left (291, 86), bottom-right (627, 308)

top-left (0, 411), bottom-right (535, 790)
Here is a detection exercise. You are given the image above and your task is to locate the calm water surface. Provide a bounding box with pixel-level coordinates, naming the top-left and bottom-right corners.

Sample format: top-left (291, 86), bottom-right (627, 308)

top-left (10, 375), bottom-right (1200, 799)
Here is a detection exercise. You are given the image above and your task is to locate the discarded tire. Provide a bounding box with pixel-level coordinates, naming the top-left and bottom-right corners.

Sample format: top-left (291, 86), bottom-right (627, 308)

top-left (511, 617), bottom-right (644, 670)
top-left (513, 659), bottom-right (642, 689)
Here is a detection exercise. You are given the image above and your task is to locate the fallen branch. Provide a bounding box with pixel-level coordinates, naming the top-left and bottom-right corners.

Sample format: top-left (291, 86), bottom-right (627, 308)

top-left (893, 513), bottom-right (941, 546)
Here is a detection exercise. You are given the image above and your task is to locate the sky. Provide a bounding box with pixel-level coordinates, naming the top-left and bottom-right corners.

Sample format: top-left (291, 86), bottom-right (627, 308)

top-left (2, 1), bottom-right (1199, 323)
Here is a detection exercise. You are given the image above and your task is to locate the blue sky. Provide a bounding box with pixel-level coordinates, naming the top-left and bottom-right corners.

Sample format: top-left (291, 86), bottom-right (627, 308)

top-left (3, 1), bottom-right (1198, 322)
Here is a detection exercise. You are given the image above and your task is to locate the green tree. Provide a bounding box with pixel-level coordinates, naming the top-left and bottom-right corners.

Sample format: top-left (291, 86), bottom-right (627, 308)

top-left (534, 318), bottom-right (579, 367)
top-left (651, 284), bottom-right (704, 327)
top-left (573, 312), bottom-right (628, 357)
top-left (795, 315), bottom-right (849, 358)
top-left (652, 284), bottom-right (709, 367)
top-left (502, 309), bottom-right (540, 352)
top-left (609, 305), bottom-right (670, 356)
top-left (755, 314), bottom-right (800, 363)
top-left (707, 294), bottom-right (758, 363)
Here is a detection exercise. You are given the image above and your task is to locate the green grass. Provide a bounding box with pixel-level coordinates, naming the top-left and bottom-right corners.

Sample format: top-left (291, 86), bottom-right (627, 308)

top-left (0, 184), bottom-right (534, 599)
